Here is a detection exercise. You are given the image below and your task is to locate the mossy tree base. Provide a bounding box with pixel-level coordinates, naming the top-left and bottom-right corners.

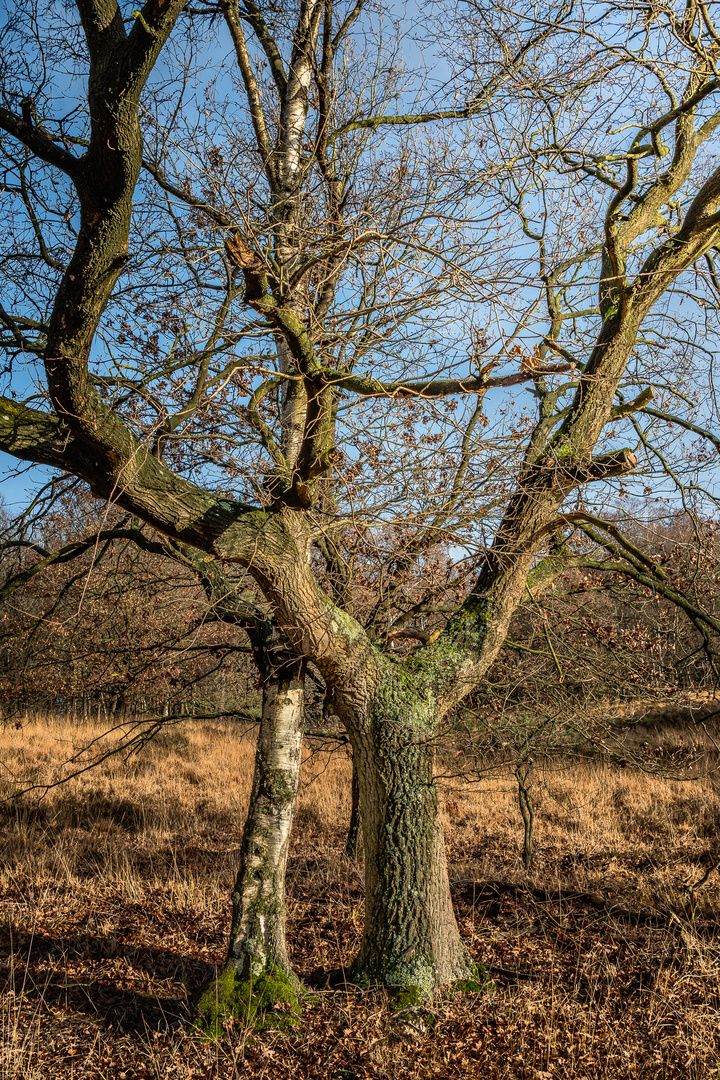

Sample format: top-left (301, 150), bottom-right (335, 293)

top-left (350, 952), bottom-right (476, 1001)
top-left (381, 965), bottom-right (494, 1027)
top-left (388, 984), bottom-right (426, 1011)
top-left (193, 961), bottom-right (301, 1038)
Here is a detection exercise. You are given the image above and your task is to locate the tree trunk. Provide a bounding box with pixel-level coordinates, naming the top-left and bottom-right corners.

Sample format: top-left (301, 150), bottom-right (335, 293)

top-left (195, 654), bottom-right (305, 1032)
top-left (349, 674), bottom-right (473, 996)
top-left (515, 763), bottom-right (535, 868)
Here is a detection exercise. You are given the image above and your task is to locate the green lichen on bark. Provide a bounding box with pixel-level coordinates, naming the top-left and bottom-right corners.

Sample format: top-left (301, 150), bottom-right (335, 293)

top-left (351, 953), bottom-right (436, 1004)
top-left (371, 662), bottom-right (435, 736)
top-left (193, 961), bottom-right (301, 1038)
top-left (410, 594), bottom-right (492, 699)
top-left (384, 955), bottom-right (435, 999)
top-left (260, 765), bottom-right (295, 804)
top-left (357, 953), bottom-right (482, 1007)
top-left (352, 677), bottom-right (474, 989)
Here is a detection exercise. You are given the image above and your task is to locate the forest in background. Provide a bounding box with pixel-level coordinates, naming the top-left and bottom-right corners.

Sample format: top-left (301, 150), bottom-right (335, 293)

top-left (2, 492), bottom-right (718, 728)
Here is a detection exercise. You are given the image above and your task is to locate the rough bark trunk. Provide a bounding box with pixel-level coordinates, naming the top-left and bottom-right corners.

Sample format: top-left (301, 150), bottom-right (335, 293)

top-left (349, 674), bottom-right (473, 996)
top-left (195, 654), bottom-right (305, 1032)
top-left (344, 756), bottom-right (361, 858)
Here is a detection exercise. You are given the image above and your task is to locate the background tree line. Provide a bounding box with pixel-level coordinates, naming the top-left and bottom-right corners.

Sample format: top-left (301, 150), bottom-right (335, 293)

top-left (2, 490), bottom-right (718, 724)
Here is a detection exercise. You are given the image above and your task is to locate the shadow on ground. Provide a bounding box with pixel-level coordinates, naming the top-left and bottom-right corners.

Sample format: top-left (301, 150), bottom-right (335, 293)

top-left (0, 925), bottom-right (217, 1032)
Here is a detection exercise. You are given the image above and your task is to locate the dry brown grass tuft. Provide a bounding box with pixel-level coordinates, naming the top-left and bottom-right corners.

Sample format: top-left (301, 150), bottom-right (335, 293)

top-left (1, 713), bottom-right (720, 1078)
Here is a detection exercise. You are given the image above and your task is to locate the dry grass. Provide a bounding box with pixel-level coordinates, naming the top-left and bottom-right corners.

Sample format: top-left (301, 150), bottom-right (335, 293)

top-left (1, 713), bottom-right (720, 1078)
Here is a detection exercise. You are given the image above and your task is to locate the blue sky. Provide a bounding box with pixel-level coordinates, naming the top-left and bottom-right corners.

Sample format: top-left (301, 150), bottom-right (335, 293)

top-left (2, 0), bottom-right (720, 535)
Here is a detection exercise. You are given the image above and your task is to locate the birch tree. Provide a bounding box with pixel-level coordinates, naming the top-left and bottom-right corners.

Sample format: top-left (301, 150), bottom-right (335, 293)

top-left (0, 494), bottom-right (309, 1011)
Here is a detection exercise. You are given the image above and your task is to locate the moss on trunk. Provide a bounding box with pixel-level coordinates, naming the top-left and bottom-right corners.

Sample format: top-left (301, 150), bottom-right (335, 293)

top-left (193, 651), bottom-right (305, 1036)
top-left (193, 960), bottom-right (301, 1037)
top-left (224, 655), bottom-right (304, 983)
top-left (350, 666), bottom-right (474, 992)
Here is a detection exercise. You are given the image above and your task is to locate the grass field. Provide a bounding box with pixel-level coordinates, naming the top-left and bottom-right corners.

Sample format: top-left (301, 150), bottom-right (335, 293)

top-left (1, 712), bottom-right (720, 1079)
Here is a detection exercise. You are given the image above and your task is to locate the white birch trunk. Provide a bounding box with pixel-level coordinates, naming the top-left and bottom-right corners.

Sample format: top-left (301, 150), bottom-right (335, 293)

top-left (194, 655), bottom-right (305, 1029)
top-left (225, 657), bottom-right (304, 980)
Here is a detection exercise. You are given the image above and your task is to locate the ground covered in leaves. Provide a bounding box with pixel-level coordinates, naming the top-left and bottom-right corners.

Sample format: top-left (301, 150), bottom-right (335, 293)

top-left (1, 715), bottom-right (720, 1078)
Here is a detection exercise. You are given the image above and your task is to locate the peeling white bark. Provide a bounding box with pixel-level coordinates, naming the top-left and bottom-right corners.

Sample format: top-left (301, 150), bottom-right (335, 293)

top-left (279, 0), bottom-right (322, 192)
top-left (226, 657), bottom-right (304, 980)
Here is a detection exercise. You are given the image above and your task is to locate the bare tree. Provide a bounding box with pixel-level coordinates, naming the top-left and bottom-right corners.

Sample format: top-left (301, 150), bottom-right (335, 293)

top-left (2, 0), bottom-right (720, 1017)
